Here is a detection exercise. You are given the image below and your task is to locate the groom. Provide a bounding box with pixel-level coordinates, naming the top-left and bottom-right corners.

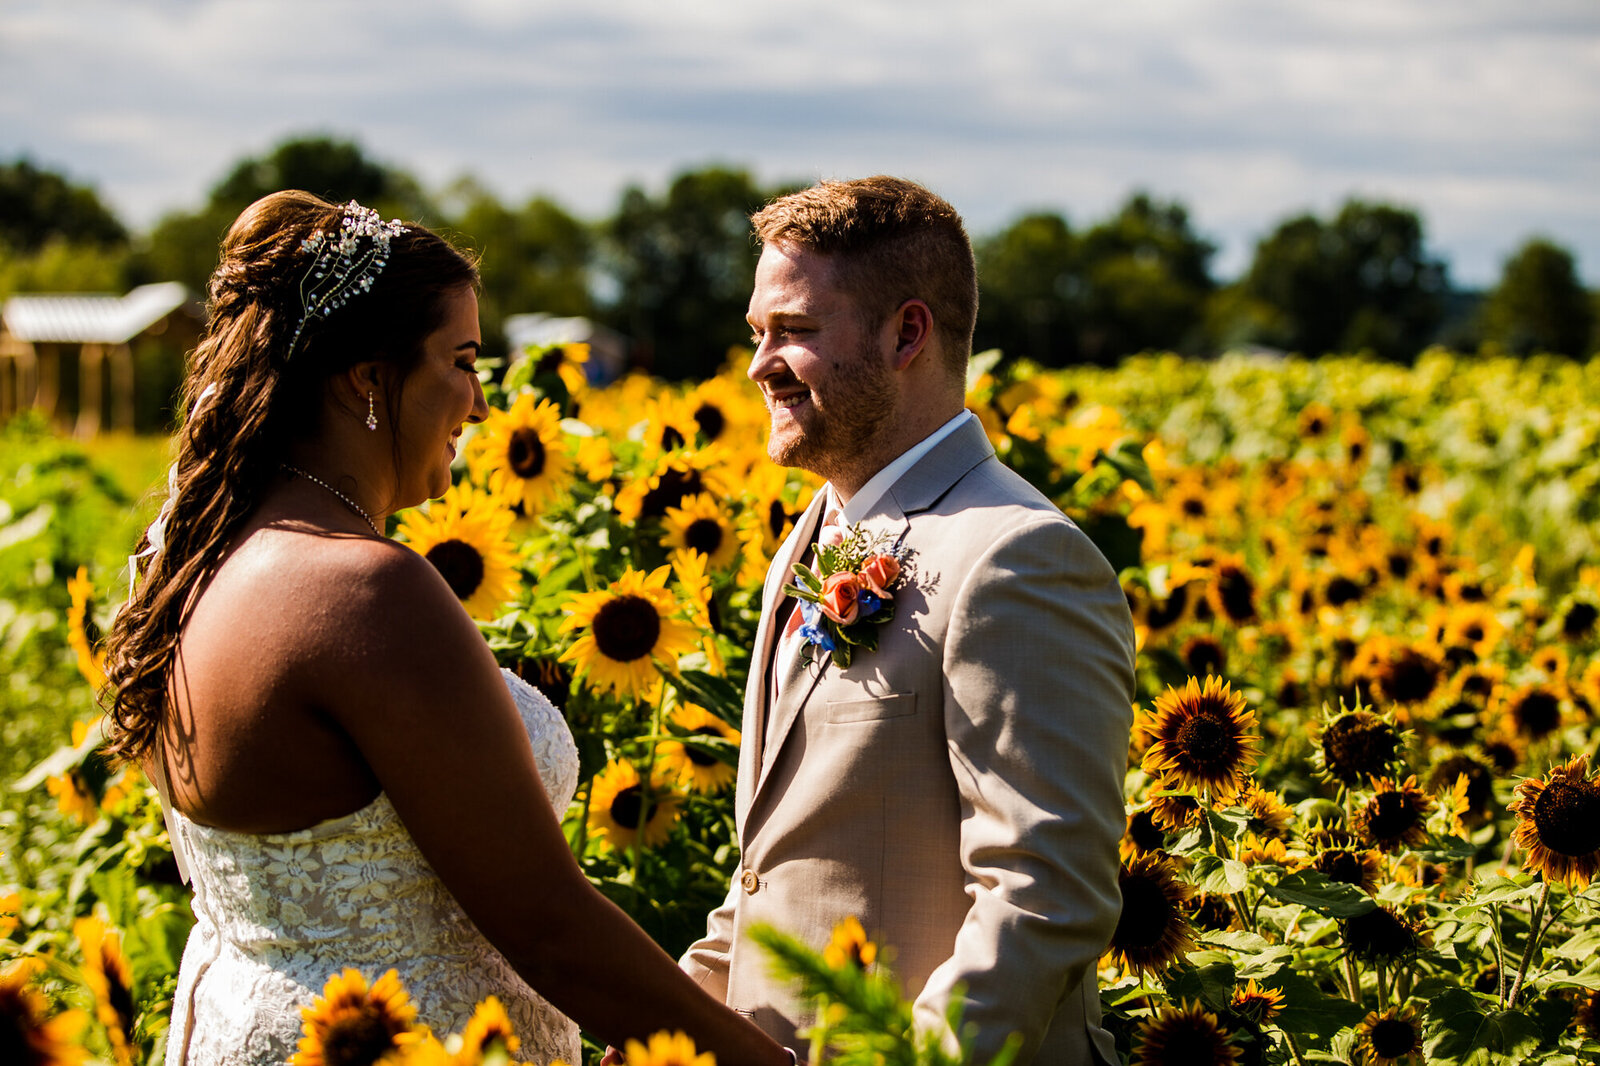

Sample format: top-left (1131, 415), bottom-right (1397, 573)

top-left (680, 177), bottom-right (1135, 1064)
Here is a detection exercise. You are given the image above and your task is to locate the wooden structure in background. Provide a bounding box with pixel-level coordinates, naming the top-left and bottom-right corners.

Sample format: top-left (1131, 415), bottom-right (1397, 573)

top-left (0, 283), bottom-right (199, 436)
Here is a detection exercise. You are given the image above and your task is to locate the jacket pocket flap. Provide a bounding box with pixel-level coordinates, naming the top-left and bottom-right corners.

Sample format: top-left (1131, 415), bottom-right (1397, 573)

top-left (824, 692), bottom-right (916, 723)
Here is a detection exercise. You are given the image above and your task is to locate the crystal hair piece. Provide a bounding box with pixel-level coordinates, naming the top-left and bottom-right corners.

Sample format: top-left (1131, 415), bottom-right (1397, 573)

top-left (284, 200), bottom-right (408, 359)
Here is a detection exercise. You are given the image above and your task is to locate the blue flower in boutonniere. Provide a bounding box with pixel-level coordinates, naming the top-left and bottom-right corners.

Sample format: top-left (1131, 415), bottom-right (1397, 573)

top-left (785, 523), bottom-right (912, 668)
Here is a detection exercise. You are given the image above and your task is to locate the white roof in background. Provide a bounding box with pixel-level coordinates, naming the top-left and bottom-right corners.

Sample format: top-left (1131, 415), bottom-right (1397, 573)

top-left (1, 282), bottom-right (192, 344)
top-left (503, 312), bottom-right (624, 352)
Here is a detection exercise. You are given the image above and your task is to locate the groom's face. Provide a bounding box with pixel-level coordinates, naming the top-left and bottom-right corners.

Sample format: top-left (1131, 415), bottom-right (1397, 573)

top-left (746, 242), bottom-right (897, 486)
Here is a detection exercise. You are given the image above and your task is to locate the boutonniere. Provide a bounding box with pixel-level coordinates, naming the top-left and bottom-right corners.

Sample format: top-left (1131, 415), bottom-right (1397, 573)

top-left (785, 522), bottom-right (913, 669)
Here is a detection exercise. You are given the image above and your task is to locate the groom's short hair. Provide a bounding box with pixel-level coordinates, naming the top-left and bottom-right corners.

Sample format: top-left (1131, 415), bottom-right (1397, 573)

top-left (751, 176), bottom-right (978, 375)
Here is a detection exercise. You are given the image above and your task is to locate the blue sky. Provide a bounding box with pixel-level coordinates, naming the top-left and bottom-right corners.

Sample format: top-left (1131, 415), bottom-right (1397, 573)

top-left (4, 0), bottom-right (1597, 286)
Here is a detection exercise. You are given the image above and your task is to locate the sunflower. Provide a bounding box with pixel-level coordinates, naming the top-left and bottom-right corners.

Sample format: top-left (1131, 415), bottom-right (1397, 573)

top-left (1, 891), bottom-right (20, 940)
top-left (1435, 601), bottom-right (1505, 661)
top-left (1239, 833), bottom-right (1290, 867)
top-left (822, 915), bottom-right (878, 971)
top-left (1306, 846), bottom-right (1384, 895)
top-left (669, 548), bottom-right (724, 676)
top-left (1341, 905), bottom-right (1425, 964)
top-left (1180, 634), bottom-right (1227, 679)
top-left (290, 968), bottom-right (419, 1066)
top-left (614, 450), bottom-right (730, 524)
top-left (1578, 988), bottom-right (1600, 1041)
top-left (1297, 402), bottom-right (1334, 441)
top-left (1141, 676), bottom-right (1261, 803)
top-left (1131, 1000), bottom-right (1239, 1066)
top-left (1145, 787), bottom-right (1204, 833)
top-left (1353, 1005), bottom-right (1423, 1065)
top-left (469, 393), bottom-right (571, 514)
top-left (1353, 776), bottom-right (1435, 853)
top-left (621, 1030), bottom-right (715, 1066)
top-left (0, 959), bottom-right (88, 1066)
top-left (73, 917), bottom-right (134, 1066)
top-left (46, 771), bottom-right (98, 825)
top-left (1557, 597), bottom-right (1599, 641)
top-left (1229, 979), bottom-right (1285, 1024)
top-left (522, 340), bottom-right (590, 397)
top-left (1237, 784), bottom-right (1294, 841)
top-left (1314, 706), bottom-right (1402, 788)
top-left (661, 493), bottom-right (741, 572)
top-left (454, 995), bottom-right (518, 1060)
top-left (1108, 855), bottom-right (1196, 977)
top-left (587, 758), bottom-right (683, 852)
top-left (1206, 556), bottom-right (1259, 625)
top-left (656, 704), bottom-right (740, 793)
top-left (1185, 892), bottom-right (1237, 932)
top-left (1509, 754), bottom-right (1600, 889)
top-left (1426, 754), bottom-right (1496, 829)
top-left (1503, 681), bottom-right (1566, 741)
top-left (574, 434), bottom-right (616, 483)
top-left (66, 566), bottom-right (106, 691)
top-left (559, 566), bottom-right (700, 699)
top-left (685, 374), bottom-right (756, 446)
top-left (1120, 806), bottom-right (1169, 862)
top-left (1349, 636), bottom-right (1443, 707)
top-left (395, 484), bottom-right (520, 621)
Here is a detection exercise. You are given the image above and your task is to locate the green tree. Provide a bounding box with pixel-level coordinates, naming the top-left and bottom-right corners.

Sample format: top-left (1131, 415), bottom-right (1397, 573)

top-left (0, 158), bottom-right (127, 252)
top-left (1234, 199), bottom-right (1448, 359)
top-left (974, 212), bottom-right (1081, 366)
top-left (134, 135), bottom-right (435, 292)
top-left (1075, 193), bottom-right (1216, 363)
top-left (445, 178), bottom-right (597, 358)
top-left (1479, 237), bottom-right (1595, 356)
top-left (600, 166), bottom-right (783, 381)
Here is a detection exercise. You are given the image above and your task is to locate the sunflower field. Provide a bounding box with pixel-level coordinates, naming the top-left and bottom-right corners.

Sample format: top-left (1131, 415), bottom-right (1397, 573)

top-left (4, 344), bottom-right (1600, 1065)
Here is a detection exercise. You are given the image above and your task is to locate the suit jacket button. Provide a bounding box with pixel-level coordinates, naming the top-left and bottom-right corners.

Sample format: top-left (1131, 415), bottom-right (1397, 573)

top-left (741, 869), bottom-right (760, 894)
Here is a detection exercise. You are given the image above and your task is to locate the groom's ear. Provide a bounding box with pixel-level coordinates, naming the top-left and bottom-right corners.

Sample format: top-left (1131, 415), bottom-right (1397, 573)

top-left (888, 299), bottom-right (933, 371)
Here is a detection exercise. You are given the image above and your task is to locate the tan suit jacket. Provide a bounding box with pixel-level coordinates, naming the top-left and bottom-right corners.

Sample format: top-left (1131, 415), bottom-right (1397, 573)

top-left (682, 418), bottom-right (1134, 1064)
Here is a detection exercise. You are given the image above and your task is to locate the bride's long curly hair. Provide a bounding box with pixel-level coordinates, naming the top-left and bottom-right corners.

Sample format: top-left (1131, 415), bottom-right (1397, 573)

top-left (101, 190), bottom-right (479, 765)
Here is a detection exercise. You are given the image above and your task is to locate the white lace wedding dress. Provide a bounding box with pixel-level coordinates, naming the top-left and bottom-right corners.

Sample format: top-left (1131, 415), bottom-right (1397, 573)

top-left (163, 669), bottom-right (582, 1066)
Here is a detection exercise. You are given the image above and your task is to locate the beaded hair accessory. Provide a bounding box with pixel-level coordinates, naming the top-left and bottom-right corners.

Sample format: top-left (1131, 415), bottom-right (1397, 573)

top-left (285, 200), bottom-right (408, 359)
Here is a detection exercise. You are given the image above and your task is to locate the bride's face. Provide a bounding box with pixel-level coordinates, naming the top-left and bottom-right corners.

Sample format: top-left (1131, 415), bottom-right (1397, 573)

top-left (393, 286), bottom-right (487, 507)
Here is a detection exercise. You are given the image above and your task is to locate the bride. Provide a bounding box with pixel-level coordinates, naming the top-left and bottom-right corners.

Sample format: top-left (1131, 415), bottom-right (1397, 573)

top-left (100, 191), bottom-right (791, 1066)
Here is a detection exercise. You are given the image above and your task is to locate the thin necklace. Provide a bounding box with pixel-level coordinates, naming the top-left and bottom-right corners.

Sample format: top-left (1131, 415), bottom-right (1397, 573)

top-left (281, 464), bottom-right (381, 536)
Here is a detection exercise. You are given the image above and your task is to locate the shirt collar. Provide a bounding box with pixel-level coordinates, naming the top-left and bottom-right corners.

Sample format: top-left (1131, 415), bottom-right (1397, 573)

top-left (828, 409), bottom-right (975, 525)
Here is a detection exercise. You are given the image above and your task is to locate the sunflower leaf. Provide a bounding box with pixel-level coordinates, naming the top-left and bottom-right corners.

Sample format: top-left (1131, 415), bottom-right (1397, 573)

top-left (1265, 870), bottom-right (1377, 917)
top-left (1266, 973), bottom-right (1366, 1038)
top-left (669, 670), bottom-right (745, 726)
top-left (1423, 988), bottom-right (1543, 1065)
top-left (1548, 927), bottom-right (1600, 962)
top-left (1192, 852), bottom-right (1249, 895)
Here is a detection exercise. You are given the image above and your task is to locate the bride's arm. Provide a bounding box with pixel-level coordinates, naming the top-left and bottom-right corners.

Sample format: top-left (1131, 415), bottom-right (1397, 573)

top-left (305, 543), bottom-right (788, 1065)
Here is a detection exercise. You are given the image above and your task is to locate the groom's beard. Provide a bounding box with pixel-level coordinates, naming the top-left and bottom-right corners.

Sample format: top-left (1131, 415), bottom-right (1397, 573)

top-left (766, 338), bottom-right (897, 484)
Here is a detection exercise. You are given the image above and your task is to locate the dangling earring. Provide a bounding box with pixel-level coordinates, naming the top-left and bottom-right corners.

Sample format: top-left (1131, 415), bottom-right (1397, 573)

top-left (365, 390), bottom-right (378, 431)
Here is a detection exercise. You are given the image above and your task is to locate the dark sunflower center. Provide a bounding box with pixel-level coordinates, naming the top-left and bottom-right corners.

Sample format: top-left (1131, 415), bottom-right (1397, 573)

top-left (1217, 569), bottom-right (1256, 622)
top-left (322, 1009), bottom-right (399, 1066)
top-left (1113, 873), bottom-right (1177, 949)
top-left (685, 518), bottom-right (724, 556)
top-left (693, 402), bottom-right (726, 441)
top-left (592, 595), bottom-right (661, 662)
top-left (1325, 576), bottom-right (1362, 606)
top-left (508, 428), bottom-right (547, 479)
top-left (0, 1014), bottom-right (29, 1064)
top-left (535, 350), bottom-right (566, 375)
top-left (640, 468), bottom-right (704, 519)
top-left (1532, 778), bottom-right (1600, 857)
top-left (1384, 651), bottom-right (1440, 703)
top-left (1180, 496), bottom-right (1206, 518)
top-left (1183, 640), bottom-right (1226, 678)
top-left (425, 540), bottom-right (486, 600)
top-left (660, 426), bottom-right (687, 452)
top-left (1514, 691), bottom-right (1562, 737)
top-left (1315, 849), bottom-right (1366, 886)
top-left (1563, 601), bottom-right (1598, 639)
top-left (1129, 809), bottom-right (1167, 851)
top-left (1366, 791), bottom-right (1422, 841)
top-left (1173, 709), bottom-right (1237, 770)
top-left (686, 726), bottom-right (723, 767)
top-left (1188, 893), bottom-right (1235, 931)
top-left (1323, 716), bottom-right (1397, 782)
top-left (106, 966), bottom-right (135, 1034)
top-left (609, 784), bottom-right (645, 829)
top-left (1145, 586), bottom-right (1188, 630)
top-left (83, 612), bottom-right (102, 647)
top-left (767, 500), bottom-right (789, 538)
top-left (1344, 907), bottom-right (1416, 960)
top-left (1370, 1017), bottom-right (1419, 1057)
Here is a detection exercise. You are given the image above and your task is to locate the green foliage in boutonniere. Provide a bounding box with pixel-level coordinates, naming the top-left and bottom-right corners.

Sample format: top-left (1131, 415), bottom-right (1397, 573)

top-left (784, 522), bottom-right (912, 669)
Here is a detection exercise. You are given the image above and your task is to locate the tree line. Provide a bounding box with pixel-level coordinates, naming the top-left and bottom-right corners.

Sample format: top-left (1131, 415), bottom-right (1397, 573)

top-left (2, 136), bottom-right (1596, 379)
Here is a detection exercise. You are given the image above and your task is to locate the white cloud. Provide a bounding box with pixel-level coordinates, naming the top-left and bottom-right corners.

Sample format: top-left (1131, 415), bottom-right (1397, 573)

top-left (2, 0), bottom-right (1596, 284)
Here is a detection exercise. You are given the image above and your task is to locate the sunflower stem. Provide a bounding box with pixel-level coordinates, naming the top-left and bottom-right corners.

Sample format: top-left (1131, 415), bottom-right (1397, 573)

top-left (1507, 879), bottom-right (1552, 1010)
top-left (1343, 953), bottom-right (1362, 1006)
top-left (1375, 961), bottom-right (1390, 1010)
top-left (1489, 905), bottom-right (1509, 1008)
top-left (1279, 1028), bottom-right (1309, 1066)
